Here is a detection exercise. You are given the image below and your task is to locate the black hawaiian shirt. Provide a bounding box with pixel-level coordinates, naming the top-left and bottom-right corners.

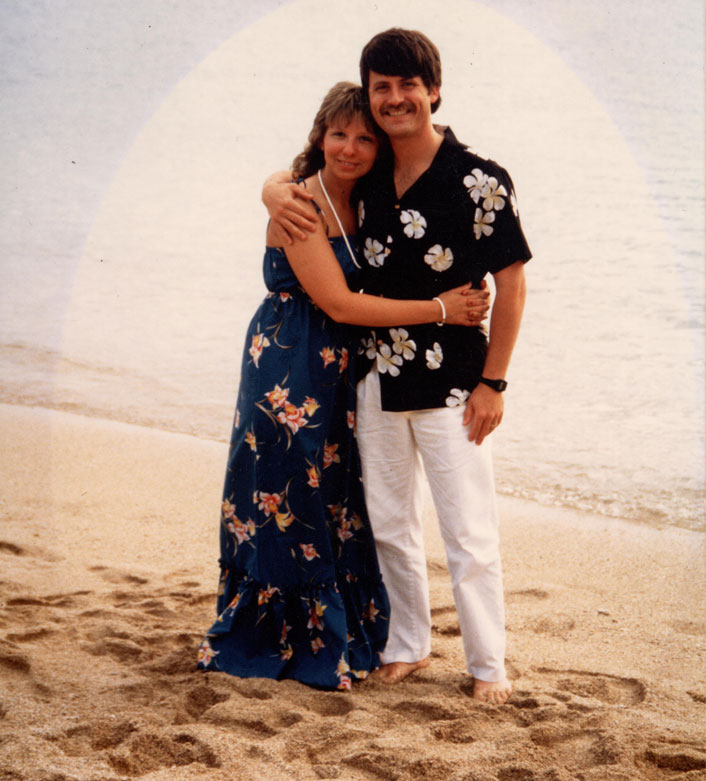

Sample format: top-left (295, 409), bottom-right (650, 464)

top-left (355, 126), bottom-right (532, 412)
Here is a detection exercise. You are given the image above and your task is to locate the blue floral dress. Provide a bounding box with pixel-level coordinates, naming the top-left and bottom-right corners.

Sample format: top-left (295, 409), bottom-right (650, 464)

top-left (198, 235), bottom-right (389, 690)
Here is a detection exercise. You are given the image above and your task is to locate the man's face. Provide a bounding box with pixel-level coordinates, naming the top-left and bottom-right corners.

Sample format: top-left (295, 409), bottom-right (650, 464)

top-left (367, 70), bottom-right (439, 140)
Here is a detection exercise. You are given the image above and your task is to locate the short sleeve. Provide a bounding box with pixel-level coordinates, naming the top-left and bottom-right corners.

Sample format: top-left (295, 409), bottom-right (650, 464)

top-left (461, 161), bottom-right (532, 274)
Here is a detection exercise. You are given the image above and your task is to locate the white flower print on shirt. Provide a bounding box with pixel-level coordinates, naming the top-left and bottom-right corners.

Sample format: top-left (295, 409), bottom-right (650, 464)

top-left (376, 343), bottom-right (403, 376)
top-left (463, 168), bottom-right (489, 204)
top-left (474, 208), bottom-right (495, 240)
top-left (510, 190), bottom-right (519, 216)
top-left (426, 342), bottom-right (443, 370)
top-left (482, 177), bottom-right (507, 212)
top-left (390, 328), bottom-right (417, 361)
top-left (360, 335), bottom-right (377, 360)
top-left (424, 244), bottom-right (454, 272)
top-left (400, 209), bottom-right (427, 239)
top-left (364, 237), bottom-right (390, 268)
top-left (446, 388), bottom-right (470, 407)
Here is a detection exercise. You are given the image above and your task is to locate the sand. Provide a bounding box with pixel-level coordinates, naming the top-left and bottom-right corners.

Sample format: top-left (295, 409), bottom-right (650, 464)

top-left (0, 402), bottom-right (704, 780)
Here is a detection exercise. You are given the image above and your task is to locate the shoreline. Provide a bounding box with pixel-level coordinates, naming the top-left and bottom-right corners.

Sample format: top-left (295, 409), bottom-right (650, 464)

top-left (1, 402), bottom-right (705, 779)
top-left (1, 397), bottom-right (701, 534)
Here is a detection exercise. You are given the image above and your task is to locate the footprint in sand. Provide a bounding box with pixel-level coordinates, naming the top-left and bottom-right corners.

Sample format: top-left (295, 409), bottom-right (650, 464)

top-left (0, 639), bottom-right (32, 675)
top-left (49, 719), bottom-right (137, 755)
top-left (89, 565), bottom-right (149, 586)
top-left (669, 618), bottom-right (706, 636)
top-left (506, 587), bottom-right (550, 601)
top-left (536, 668), bottom-right (647, 707)
top-left (105, 730), bottom-right (220, 775)
top-left (343, 748), bottom-right (456, 781)
top-left (0, 541), bottom-right (24, 556)
top-left (431, 717), bottom-right (486, 744)
top-left (305, 692), bottom-right (356, 717)
top-left (644, 743), bottom-right (706, 772)
top-left (6, 626), bottom-right (58, 643)
top-left (179, 681), bottom-right (231, 719)
top-left (392, 697), bottom-right (466, 722)
top-left (202, 703), bottom-right (283, 739)
top-left (83, 624), bottom-right (146, 664)
top-left (528, 723), bottom-right (626, 771)
top-left (197, 678), bottom-right (303, 738)
top-left (523, 613), bottom-right (576, 635)
top-left (496, 767), bottom-right (536, 781)
top-left (7, 593), bottom-right (83, 609)
top-left (133, 598), bottom-right (177, 619)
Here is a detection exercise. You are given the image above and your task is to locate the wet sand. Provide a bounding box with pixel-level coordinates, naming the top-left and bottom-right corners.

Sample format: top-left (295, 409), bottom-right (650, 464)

top-left (1, 403), bottom-right (704, 780)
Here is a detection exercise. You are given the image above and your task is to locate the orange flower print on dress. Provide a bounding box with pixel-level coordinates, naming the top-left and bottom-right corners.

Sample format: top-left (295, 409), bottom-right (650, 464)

top-left (277, 402), bottom-right (308, 434)
top-left (336, 653), bottom-right (352, 690)
top-left (275, 510), bottom-right (294, 532)
top-left (303, 396), bottom-right (320, 416)
top-left (300, 543), bottom-right (320, 561)
top-left (329, 503), bottom-right (353, 544)
top-left (197, 638), bottom-right (219, 667)
top-left (306, 462), bottom-right (321, 488)
top-left (337, 520), bottom-right (353, 543)
top-left (257, 492), bottom-right (283, 516)
top-left (364, 599), bottom-right (380, 623)
top-left (280, 645), bottom-right (293, 661)
top-left (347, 410), bottom-right (355, 429)
top-left (320, 347), bottom-right (336, 367)
top-left (244, 430), bottom-right (257, 451)
top-left (226, 517), bottom-right (256, 544)
top-left (266, 384), bottom-right (289, 409)
top-left (338, 347), bottom-right (349, 373)
top-left (249, 332), bottom-right (270, 368)
top-left (323, 442), bottom-right (340, 469)
top-left (311, 637), bottom-right (325, 654)
top-left (258, 586), bottom-right (280, 606)
top-left (307, 599), bottom-right (327, 630)
top-left (222, 499), bottom-right (236, 519)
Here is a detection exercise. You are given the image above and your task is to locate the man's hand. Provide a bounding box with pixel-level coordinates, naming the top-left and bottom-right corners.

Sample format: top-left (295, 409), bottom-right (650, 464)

top-left (463, 383), bottom-right (503, 445)
top-left (262, 174), bottom-right (318, 245)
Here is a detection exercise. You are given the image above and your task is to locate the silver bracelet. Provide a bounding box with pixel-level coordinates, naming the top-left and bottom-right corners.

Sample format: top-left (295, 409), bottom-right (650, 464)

top-left (433, 296), bottom-right (446, 326)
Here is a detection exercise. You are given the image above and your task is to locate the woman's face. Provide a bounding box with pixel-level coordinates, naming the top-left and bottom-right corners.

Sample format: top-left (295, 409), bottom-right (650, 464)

top-left (320, 115), bottom-right (378, 180)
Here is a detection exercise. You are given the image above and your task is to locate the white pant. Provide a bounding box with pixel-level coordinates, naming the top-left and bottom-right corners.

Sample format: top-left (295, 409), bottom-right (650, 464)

top-left (356, 369), bottom-right (506, 682)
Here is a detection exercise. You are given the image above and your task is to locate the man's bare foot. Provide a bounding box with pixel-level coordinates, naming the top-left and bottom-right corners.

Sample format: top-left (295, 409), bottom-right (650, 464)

top-left (472, 678), bottom-right (512, 704)
top-left (373, 658), bottom-right (430, 684)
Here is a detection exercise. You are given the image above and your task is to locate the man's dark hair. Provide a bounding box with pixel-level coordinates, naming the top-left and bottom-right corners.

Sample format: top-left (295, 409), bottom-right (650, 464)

top-left (359, 28), bottom-right (442, 113)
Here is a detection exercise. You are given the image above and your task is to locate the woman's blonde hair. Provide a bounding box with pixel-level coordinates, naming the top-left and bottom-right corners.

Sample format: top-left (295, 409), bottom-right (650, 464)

top-left (291, 81), bottom-right (382, 179)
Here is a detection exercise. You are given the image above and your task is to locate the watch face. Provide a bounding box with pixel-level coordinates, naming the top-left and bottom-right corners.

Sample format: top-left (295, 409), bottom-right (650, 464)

top-left (497, 380), bottom-right (508, 391)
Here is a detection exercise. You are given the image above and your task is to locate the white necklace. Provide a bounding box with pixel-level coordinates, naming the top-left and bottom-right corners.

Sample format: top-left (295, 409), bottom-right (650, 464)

top-left (317, 169), bottom-right (361, 269)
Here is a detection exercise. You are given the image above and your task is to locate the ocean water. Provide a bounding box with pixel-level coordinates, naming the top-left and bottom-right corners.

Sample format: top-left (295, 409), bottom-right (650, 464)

top-left (1, 0), bottom-right (703, 531)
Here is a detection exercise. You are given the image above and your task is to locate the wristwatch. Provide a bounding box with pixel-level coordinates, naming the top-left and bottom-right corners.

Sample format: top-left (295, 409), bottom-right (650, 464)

top-left (478, 377), bottom-right (508, 392)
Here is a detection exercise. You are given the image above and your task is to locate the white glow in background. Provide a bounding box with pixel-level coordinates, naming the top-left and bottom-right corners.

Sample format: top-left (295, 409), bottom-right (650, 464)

top-left (0, 0), bottom-right (703, 527)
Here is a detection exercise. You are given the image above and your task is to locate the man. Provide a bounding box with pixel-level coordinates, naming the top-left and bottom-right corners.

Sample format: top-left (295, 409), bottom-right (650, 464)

top-left (264, 28), bottom-right (530, 704)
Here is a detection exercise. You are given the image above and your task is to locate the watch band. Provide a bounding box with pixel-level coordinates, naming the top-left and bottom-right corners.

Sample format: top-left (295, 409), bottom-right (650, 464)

top-left (478, 377), bottom-right (508, 392)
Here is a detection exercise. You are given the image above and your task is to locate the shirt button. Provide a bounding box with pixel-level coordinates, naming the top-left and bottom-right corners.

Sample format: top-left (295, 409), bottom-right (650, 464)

top-left (394, 203), bottom-right (400, 209)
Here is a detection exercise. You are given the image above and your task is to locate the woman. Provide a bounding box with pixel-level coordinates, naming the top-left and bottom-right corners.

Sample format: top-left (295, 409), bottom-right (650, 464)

top-left (197, 82), bottom-right (486, 690)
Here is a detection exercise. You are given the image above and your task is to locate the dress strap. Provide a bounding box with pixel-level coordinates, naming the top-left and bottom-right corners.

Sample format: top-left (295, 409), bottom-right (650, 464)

top-left (317, 170), bottom-right (361, 269)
